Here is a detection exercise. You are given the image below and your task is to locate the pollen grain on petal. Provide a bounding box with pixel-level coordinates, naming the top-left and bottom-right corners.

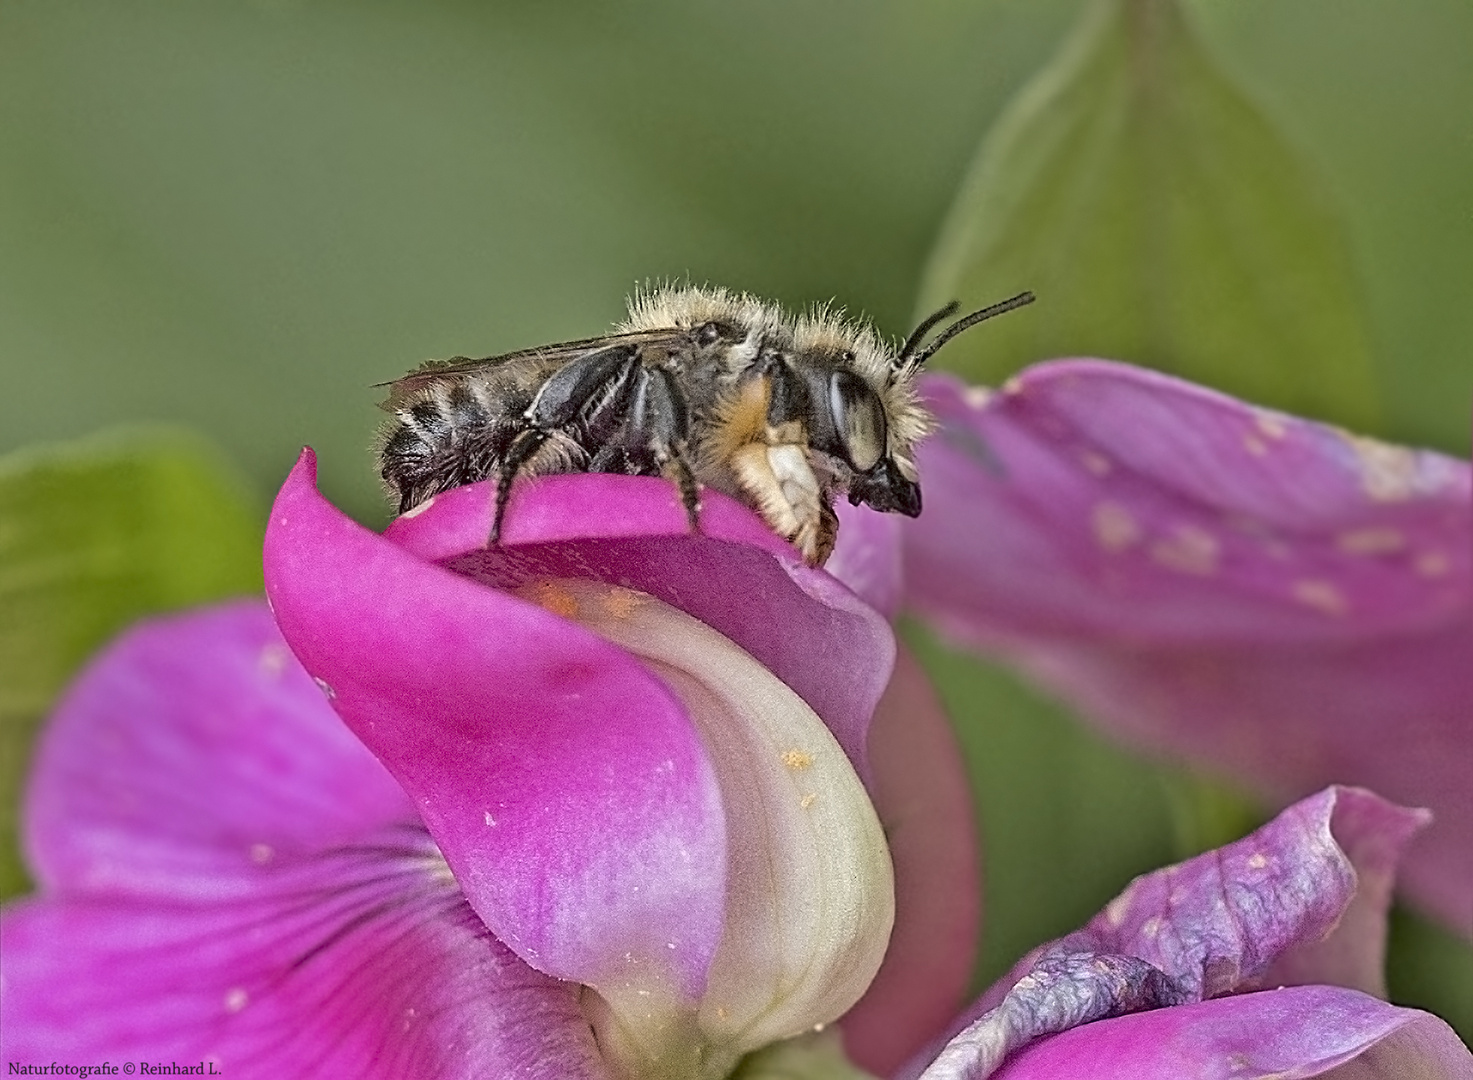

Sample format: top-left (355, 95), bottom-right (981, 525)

top-left (1291, 580), bottom-right (1349, 617)
top-left (312, 676), bottom-right (336, 700)
top-left (1149, 524), bottom-right (1220, 576)
top-left (1242, 433), bottom-right (1269, 457)
top-left (249, 843), bottom-right (274, 865)
top-left (224, 987), bottom-right (249, 1013)
top-left (1336, 526), bottom-right (1406, 556)
top-left (781, 748), bottom-right (815, 771)
top-left (1079, 449), bottom-right (1113, 477)
top-left (799, 792), bottom-right (818, 810)
top-left (1245, 852), bottom-right (1269, 871)
top-left (1092, 501), bottom-right (1141, 553)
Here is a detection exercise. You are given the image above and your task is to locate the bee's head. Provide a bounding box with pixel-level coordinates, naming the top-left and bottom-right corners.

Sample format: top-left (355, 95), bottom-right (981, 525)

top-left (847, 457), bottom-right (921, 517)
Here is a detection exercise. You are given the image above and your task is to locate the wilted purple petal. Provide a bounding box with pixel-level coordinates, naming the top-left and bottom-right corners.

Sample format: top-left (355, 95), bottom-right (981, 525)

top-left (25, 601), bottom-right (412, 900)
top-left (905, 362), bottom-right (1472, 932)
top-left (265, 454), bottom-right (729, 1004)
top-left (908, 788), bottom-right (1438, 1080)
top-left (990, 987), bottom-right (1473, 1080)
top-left (382, 469), bottom-right (896, 780)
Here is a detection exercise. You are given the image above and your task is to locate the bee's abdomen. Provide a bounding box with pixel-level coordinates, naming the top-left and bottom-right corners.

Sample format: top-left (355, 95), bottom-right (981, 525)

top-left (379, 381), bottom-right (526, 513)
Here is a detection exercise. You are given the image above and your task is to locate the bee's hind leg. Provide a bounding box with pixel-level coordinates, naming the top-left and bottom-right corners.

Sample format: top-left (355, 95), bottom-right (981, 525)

top-left (490, 428), bottom-right (550, 546)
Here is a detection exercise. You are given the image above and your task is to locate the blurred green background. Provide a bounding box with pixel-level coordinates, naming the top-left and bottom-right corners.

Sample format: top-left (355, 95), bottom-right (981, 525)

top-left (2, 0), bottom-right (1469, 1043)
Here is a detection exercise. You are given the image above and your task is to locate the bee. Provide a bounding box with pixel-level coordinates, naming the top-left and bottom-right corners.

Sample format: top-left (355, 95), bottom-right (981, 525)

top-left (378, 284), bottom-right (1033, 566)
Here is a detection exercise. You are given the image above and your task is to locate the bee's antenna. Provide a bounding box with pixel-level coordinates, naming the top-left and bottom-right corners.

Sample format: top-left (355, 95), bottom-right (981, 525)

top-left (898, 301), bottom-right (960, 365)
top-left (905, 291), bottom-right (1036, 369)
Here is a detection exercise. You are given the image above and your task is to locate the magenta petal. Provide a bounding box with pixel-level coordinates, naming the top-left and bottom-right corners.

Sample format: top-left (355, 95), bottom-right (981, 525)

top-left (382, 471), bottom-right (896, 779)
top-left (24, 602), bottom-right (412, 898)
top-left (1, 850), bottom-right (609, 1080)
top-left (841, 647), bottom-right (981, 1076)
top-left (905, 363), bottom-right (1472, 931)
top-left (264, 454), bottom-right (729, 1001)
top-left (992, 987), bottom-right (1473, 1080)
top-left (826, 500), bottom-right (906, 620)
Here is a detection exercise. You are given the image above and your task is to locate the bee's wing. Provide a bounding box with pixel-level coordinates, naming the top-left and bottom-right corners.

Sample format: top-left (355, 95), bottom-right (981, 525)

top-left (377, 328), bottom-right (689, 409)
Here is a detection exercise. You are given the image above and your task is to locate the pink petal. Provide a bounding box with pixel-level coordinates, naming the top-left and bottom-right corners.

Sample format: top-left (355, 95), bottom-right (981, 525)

top-left (24, 602), bottom-right (412, 899)
top-left (839, 646), bottom-right (983, 1076)
top-left (827, 500), bottom-right (906, 619)
top-left (992, 987), bottom-right (1473, 1080)
top-left (264, 454), bottom-right (729, 1003)
top-left (1, 851), bottom-right (609, 1080)
top-left (904, 363), bottom-right (1472, 932)
top-left (382, 469), bottom-right (896, 779)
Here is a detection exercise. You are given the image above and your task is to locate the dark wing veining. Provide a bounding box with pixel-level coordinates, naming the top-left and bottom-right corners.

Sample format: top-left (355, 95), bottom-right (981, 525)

top-left (376, 328), bottom-right (691, 409)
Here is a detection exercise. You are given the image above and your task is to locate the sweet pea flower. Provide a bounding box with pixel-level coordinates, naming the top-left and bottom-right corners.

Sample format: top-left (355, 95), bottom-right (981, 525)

top-left (911, 786), bottom-right (1473, 1078)
top-left (0, 451), bottom-right (979, 1080)
top-left (903, 360), bottom-right (1472, 936)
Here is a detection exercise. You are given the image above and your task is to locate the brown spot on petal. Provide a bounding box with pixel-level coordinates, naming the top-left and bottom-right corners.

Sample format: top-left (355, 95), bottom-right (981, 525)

top-left (1092, 501), bottom-right (1141, 553)
top-left (1337, 526), bottom-right (1406, 556)
top-left (1292, 580), bottom-right (1349, 616)
top-left (1150, 525), bottom-right (1220, 575)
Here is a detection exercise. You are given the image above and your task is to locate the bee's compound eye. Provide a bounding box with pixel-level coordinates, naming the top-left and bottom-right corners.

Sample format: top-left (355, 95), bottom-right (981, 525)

top-left (696, 321), bottom-right (721, 346)
top-left (828, 370), bottom-right (886, 473)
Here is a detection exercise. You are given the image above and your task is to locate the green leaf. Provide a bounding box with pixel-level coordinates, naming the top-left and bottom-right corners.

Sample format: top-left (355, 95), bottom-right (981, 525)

top-left (919, 0), bottom-right (1381, 433)
top-left (902, 622), bottom-right (1180, 992)
top-left (1387, 906), bottom-right (1473, 1043)
top-left (0, 428), bottom-right (263, 897)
